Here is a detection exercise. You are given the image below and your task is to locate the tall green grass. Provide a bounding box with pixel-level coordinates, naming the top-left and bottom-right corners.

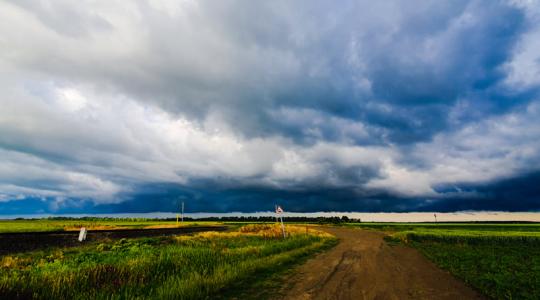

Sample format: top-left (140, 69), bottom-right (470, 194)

top-left (390, 229), bottom-right (540, 245)
top-left (0, 225), bottom-right (337, 299)
top-left (413, 241), bottom-right (540, 300)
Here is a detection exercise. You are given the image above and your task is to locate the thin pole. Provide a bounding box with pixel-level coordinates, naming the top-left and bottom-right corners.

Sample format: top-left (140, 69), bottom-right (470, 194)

top-left (182, 202), bottom-right (184, 222)
top-left (176, 200), bottom-right (182, 225)
top-left (280, 215), bottom-right (286, 238)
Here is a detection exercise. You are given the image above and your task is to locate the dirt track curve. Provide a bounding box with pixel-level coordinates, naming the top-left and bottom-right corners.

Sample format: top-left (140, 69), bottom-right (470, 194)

top-left (281, 227), bottom-right (484, 300)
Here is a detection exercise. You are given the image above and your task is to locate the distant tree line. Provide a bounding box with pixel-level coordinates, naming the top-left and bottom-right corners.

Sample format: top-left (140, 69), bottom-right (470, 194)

top-left (8, 216), bottom-right (538, 224)
top-left (33, 215), bottom-right (362, 223)
top-left (168, 216), bottom-right (361, 224)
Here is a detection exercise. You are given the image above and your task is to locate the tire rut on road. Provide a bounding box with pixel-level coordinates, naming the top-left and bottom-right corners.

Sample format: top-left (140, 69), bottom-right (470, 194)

top-left (280, 227), bottom-right (484, 300)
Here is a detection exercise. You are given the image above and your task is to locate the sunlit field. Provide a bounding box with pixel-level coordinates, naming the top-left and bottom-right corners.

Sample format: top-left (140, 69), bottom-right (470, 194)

top-left (0, 224), bottom-right (336, 299)
top-left (351, 223), bottom-right (540, 299)
top-left (0, 218), bottom-right (222, 233)
top-left (3, 219), bottom-right (539, 299)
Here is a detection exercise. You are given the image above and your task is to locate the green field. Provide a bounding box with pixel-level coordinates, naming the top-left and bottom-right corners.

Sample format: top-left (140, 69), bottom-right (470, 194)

top-left (0, 224), bottom-right (336, 299)
top-left (0, 218), bottom-right (224, 233)
top-left (3, 219), bottom-right (539, 299)
top-left (350, 222), bottom-right (540, 300)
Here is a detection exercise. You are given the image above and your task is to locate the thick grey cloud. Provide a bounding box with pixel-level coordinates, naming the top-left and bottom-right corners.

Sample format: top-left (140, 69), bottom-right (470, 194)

top-left (3, 1), bottom-right (530, 140)
top-left (0, 0), bottom-right (539, 212)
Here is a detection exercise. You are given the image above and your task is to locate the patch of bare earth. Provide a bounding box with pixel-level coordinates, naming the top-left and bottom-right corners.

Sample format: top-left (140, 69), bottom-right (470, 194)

top-left (280, 227), bottom-right (484, 300)
top-left (0, 226), bottom-right (226, 255)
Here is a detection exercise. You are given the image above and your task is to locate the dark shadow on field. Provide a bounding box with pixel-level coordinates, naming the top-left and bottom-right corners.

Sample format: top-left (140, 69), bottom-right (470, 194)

top-left (0, 226), bottom-right (226, 255)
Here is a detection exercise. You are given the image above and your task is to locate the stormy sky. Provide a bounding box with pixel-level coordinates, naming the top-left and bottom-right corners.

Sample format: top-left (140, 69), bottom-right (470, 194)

top-left (1, 0), bottom-right (540, 214)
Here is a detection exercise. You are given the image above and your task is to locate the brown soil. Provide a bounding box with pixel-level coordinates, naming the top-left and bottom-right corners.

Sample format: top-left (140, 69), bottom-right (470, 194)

top-left (0, 226), bottom-right (226, 256)
top-left (281, 227), bottom-right (484, 300)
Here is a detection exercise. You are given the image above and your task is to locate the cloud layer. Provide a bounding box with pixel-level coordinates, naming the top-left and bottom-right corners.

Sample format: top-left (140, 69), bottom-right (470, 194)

top-left (1, 0), bottom-right (540, 213)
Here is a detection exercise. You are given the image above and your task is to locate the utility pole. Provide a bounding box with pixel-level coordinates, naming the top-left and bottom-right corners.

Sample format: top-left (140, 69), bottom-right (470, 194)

top-left (176, 200), bottom-right (185, 225)
top-left (181, 201), bottom-right (184, 222)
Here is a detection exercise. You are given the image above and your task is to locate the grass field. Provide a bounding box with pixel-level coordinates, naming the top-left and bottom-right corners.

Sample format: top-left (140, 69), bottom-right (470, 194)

top-left (0, 224), bottom-right (336, 299)
top-left (351, 222), bottom-right (540, 300)
top-left (0, 219), bottom-right (222, 233)
top-left (3, 219), bottom-right (539, 299)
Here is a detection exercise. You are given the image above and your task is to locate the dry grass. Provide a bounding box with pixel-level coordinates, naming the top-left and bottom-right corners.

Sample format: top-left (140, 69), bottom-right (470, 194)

top-left (0, 219), bottom-right (223, 233)
top-left (143, 224), bottom-right (185, 229)
top-left (1, 256), bottom-right (33, 270)
top-left (247, 224), bottom-right (331, 236)
top-left (172, 224), bottom-right (331, 243)
top-left (63, 222), bottom-right (218, 231)
top-left (63, 225), bottom-right (119, 231)
top-left (0, 224), bottom-right (337, 299)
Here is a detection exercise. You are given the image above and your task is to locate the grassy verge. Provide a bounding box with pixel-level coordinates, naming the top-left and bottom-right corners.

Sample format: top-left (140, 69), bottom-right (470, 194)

top-left (0, 224), bottom-right (336, 299)
top-left (376, 224), bottom-right (540, 300)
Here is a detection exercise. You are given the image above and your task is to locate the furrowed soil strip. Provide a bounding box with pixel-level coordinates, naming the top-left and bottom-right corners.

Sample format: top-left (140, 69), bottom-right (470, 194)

top-left (280, 227), bottom-right (485, 300)
top-left (0, 226), bottom-right (227, 255)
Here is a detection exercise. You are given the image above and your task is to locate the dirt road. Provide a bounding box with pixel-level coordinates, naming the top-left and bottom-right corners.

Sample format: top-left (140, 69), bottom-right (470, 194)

top-left (281, 227), bottom-right (484, 300)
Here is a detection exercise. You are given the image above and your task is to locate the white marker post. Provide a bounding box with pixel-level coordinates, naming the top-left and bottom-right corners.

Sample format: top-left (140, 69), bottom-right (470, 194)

top-left (78, 227), bottom-right (87, 242)
top-left (276, 205), bottom-right (286, 238)
top-left (181, 201), bottom-right (184, 222)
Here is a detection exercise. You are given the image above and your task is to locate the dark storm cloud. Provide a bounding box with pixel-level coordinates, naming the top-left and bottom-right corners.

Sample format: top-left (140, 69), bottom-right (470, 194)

top-left (425, 171), bottom-right (540, 212)
top-left (1, 0), bottom-right (540, 213)
top-left (11, 170), bottom-right (540, 214)
top-left (4, 182), bottom-right (406, 214)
